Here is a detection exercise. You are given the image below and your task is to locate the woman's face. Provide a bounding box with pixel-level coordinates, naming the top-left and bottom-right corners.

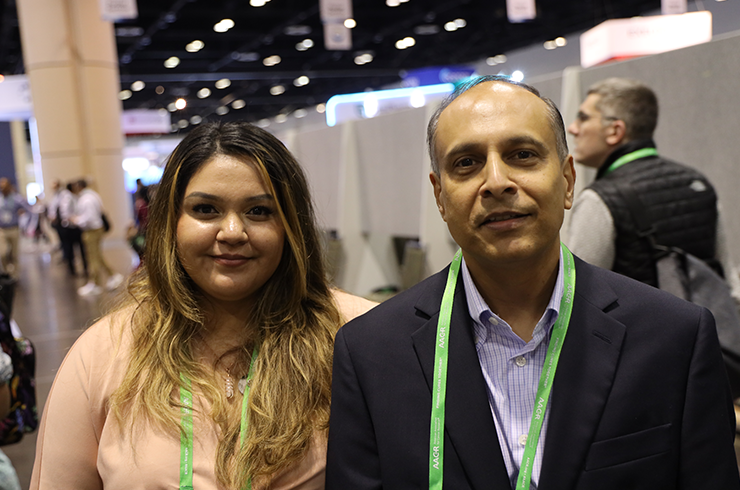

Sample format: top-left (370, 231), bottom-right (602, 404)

top-left (176, 154), bottom-right (285, 307)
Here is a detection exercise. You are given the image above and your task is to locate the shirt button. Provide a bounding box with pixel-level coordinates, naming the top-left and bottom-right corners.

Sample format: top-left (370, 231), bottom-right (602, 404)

top-left (518, 434), bottom-right (528, 446)
top-left (515, 356), bottom-right (527, 367)
top-left (488, 316), bottom-right (498, 326)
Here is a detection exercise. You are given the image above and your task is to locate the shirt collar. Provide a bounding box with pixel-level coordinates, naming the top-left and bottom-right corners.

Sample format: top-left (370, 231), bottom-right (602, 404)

top-left (461, 247), bottom-right (565, 346)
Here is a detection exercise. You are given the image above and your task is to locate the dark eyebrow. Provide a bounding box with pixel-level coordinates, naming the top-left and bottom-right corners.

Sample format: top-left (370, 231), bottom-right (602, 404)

top-left (444, 136), bottom-right (550, 161)
top-left (183, 192), bottom-right (275, 203)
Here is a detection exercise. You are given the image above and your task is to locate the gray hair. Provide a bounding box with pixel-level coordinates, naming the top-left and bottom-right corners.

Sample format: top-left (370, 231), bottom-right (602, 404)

top-left (426, 75), bottom-right (569, 174)
top-left (587, 77), bottom-right (658, 141)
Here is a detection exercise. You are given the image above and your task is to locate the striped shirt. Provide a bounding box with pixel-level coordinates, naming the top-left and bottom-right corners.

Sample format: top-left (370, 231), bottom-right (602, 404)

top-left (461, 248), bottom-right (564, 489)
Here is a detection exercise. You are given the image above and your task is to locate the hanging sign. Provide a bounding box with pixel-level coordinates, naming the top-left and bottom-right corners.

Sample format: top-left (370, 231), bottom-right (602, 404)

top-left (506, 0), bottom-right (536, 23)
top-left (662, 0), bottom-right (687, 15)
top-left (99, 0), bottom-right (138, 21)
top-left (320, 0), bottom-right (353, 50)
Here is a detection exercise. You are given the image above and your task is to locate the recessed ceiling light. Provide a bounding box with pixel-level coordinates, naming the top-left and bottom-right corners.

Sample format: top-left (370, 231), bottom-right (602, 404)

top-left (270, 85), bottom-right (286, 95)
top-left (232, 99), bottom-right (246, 109)
top-left (186, 40), bottom-right (205, 52)
top-left (119, 90), bottom-right (133, 100)
top-left (294, 108), bottom-right (308, 118)
top-left (175, 98), bottom-right (187, 110)
top-left (216, 106), bottom-right (229, 115)
top-left (178, 119), bottom-right (189, 128)
top-left (275, 114), bottom-right (288, 123)
top-left (197, 88), bottom-right (211, 98)
top-left (164, 56), bottom-right (180, 68)
top-left (316, 104), bottom-right (326, 114)
top-left (555, 37), bottom-right (567, 47)
top-left (344, 19), bottom-right (357, 29)
top-left (215, 78), bottom-right (231, 89)
top-left (131, 81), bottom-right (145, 92)
top-left (263, 55), bottom-right (282, 66)
top-left (190, 115), bottom-right (203, 125)
top-left (294, 75), bottom-right (310, 87)
top-left (155, 85), bottom-right (165, 95)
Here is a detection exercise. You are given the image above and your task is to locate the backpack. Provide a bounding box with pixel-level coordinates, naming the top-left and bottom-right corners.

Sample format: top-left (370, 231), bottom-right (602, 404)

top-left (617, 185), bottom-right (740, 398)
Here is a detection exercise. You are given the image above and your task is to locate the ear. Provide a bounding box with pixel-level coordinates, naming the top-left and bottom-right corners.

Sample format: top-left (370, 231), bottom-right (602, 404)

top-left (429, 171), bottom-right (447, 221)
top-left (605, 119), bottom-right (627, 146)
top-left (562, 155), bottom-right (576, 210)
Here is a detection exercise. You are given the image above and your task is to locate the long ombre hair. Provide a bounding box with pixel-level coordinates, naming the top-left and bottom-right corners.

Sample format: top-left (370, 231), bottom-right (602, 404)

top-left (109, 121), bottom-right (341, 487)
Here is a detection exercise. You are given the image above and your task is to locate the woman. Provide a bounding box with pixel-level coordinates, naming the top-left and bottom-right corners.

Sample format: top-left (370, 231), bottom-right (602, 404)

top-left (31, 122), bottom-right (375, 489)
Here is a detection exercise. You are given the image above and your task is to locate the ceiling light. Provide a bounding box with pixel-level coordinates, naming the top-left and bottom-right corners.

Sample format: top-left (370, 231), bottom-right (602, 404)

top-left (555, 37), bottom-right (567, 47)
top-left (197, 88), bottom-right (211, 98)
top-left (257, 119), bottom-right (271, 128)
top-left (167, 102), bottom-right (178, 112)
top-left (296, 43), bottom-right (308, 52)
top-left (494, 54), bottom-right (507, 64)
top-left (175, 98), bottom-right (187, 110)
top-left (511, 70), bottom-right (524, 82)
top-left (399, 0), bottom-right (409, 2)
top-left (454, 18), bottom-right (467, 28)
top-left (214, 78), bottom-right (231, 89)
top-left (395, 37), bottom-right (415, 50)
top-left (119, 90), bottom-right (133, 100)
top-left (130, 81), bottom-right (145, 92)
top-left (186, 40), bottom-right (205, 52)
top-left (155, 85), bottom-right (165, 95)
top-left (386, 0), bottom-right (400, 6)
top-left (444, 21), bottom-right (457, 32)
top-left (158, 108), bottom-right (168, 116)
top-left (216, 106), bottom-right (229, 115)
top-left (170, 124), bottom-right (178, 132)
top-left (250, 0), bottom-right (267, 6)
top-left (544, 40), bottom-right (557, 50)
top-left (354, 53), bottom-right (374, 65)
top-left (316, 104), bottom-right (326, 114)
top-left (178, 119), bottom-right (189, 129)
top-left (293, 108), bottom-right (308, 118)
top-left (214, 19), bottom-right (234, 33)
top-left (275, 114), bottom-right (288, 123)
top-left (190, 115), bottom-right (202, 125)
top-left (263, 55), bottom-right (282, 66)
top-left (164, 56), bottom-right (180, 68)
top-left (344, 19), bottom-right (357, 29)
top-left (294, 75), bottom-right (310, 87)
top-left (232, 99), bottom-right (246, 109)
top-left (270, 85), bottom-right (285, 95)
top-left (410, 89), bottom-right (425, 108)
top-left (302, 39), bottom-right (314, 48)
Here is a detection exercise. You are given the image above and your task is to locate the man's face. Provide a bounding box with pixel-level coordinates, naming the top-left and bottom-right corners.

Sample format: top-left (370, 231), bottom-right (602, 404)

top-left (430, 82), bottom-right (575, 272)
top-left (567, 94), bottom-right (616, 168)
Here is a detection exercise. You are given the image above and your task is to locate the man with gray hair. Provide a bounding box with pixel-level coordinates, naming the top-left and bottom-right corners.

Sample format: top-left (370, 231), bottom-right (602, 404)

top-left (567, 77), bottom-right (738, 293)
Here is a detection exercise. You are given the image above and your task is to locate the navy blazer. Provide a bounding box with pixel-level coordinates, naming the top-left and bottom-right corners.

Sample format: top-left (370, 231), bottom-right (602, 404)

top-left (326, 257), bottom-right (740, 489)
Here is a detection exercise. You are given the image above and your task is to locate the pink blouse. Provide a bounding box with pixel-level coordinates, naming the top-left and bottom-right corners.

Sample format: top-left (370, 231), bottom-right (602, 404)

top-left (31, 290), bottom-right (376, 489)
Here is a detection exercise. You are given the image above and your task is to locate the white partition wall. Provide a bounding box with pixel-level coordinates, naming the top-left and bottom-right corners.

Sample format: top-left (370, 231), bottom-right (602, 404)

top-left (285, 31), bottom-right (740, 297)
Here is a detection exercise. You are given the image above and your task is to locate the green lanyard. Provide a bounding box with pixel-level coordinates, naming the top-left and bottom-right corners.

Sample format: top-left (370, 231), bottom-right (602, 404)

top-left (428, 243), bottom-right (576, 490)
top-left (180, 346), bottom-right (259, 490)
top-left (603, 147), bottom-right (657, 176)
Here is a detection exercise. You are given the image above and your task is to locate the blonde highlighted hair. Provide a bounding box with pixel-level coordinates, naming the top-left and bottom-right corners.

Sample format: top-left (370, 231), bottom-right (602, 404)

top-left (109, 121), bottom-right (341, 487)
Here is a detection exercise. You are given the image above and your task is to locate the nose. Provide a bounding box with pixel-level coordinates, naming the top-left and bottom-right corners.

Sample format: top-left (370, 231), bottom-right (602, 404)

top-left (480, 156), bottom-right (517, 198)
top-left (217, 212), bottom-right (248, 243)
top-left (567, 120), bottom-right (578, 136)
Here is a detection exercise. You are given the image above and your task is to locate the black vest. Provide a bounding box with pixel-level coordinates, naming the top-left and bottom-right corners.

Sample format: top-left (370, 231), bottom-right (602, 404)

top-left (590, 141), bottom-right (719, 287)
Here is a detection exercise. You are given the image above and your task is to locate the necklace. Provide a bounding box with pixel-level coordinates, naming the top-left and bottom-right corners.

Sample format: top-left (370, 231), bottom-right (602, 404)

top-left (195, 333), bottom-right (249, 399)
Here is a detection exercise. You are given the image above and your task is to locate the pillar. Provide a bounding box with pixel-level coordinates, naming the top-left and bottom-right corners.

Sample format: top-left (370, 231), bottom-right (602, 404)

top-left (15, 0), bottom-right (130, 258)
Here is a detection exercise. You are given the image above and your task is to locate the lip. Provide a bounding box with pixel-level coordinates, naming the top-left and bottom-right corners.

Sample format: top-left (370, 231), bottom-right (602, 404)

top-left (211, 254), bottom-right (250, 266)
top-left (478, 211), bottom-right (530, 230)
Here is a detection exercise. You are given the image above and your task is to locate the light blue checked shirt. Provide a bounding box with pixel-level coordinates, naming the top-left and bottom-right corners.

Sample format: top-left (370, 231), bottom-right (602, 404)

top-left (461, 248), bottom-right (565, 489)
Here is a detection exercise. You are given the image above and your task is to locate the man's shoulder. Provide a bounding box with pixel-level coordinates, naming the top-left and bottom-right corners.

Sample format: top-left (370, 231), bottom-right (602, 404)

top-left (340, 268), bottom-right (449, 336)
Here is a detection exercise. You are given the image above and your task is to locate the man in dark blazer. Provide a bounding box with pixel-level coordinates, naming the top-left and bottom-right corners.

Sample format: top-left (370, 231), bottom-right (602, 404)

top-left (325, 76), bottom-right (740, 489)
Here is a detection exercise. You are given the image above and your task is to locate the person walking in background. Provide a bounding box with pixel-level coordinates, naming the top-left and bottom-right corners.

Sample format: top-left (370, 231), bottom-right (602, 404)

top-left (71, 179), bottom-right (122, 296)
top-left (0, 178), bottom-right (30, 278)
top-left (55, 182), bottom-right (87, 278)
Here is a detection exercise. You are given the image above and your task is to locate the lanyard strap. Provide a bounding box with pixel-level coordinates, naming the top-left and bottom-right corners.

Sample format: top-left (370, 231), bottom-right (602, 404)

top-left (603, 147), bottom-right (657, 176)
top-left (428, 243), bottom-right (576, 490)
top-left (180, 346), bottom-right (259, 490)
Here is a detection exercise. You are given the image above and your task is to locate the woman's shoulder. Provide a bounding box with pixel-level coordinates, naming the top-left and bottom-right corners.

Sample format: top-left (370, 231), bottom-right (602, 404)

top-left (69, 306), bottom-right (138, 365)
top-left (330, 288), bottom-right (378, 324)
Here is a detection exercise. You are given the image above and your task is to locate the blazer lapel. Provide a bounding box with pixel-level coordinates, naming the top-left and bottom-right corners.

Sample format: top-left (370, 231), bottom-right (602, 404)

top-left (539, 260), bottom-right (627, 490)
top-left (411, 270), bottom-right (511, 489)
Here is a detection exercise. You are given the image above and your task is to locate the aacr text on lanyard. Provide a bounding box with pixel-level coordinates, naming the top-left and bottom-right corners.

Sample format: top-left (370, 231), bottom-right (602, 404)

top-left (428, 242), bottom-right (576, 490)
top-left (180, 346), bottom-right (259, 490)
